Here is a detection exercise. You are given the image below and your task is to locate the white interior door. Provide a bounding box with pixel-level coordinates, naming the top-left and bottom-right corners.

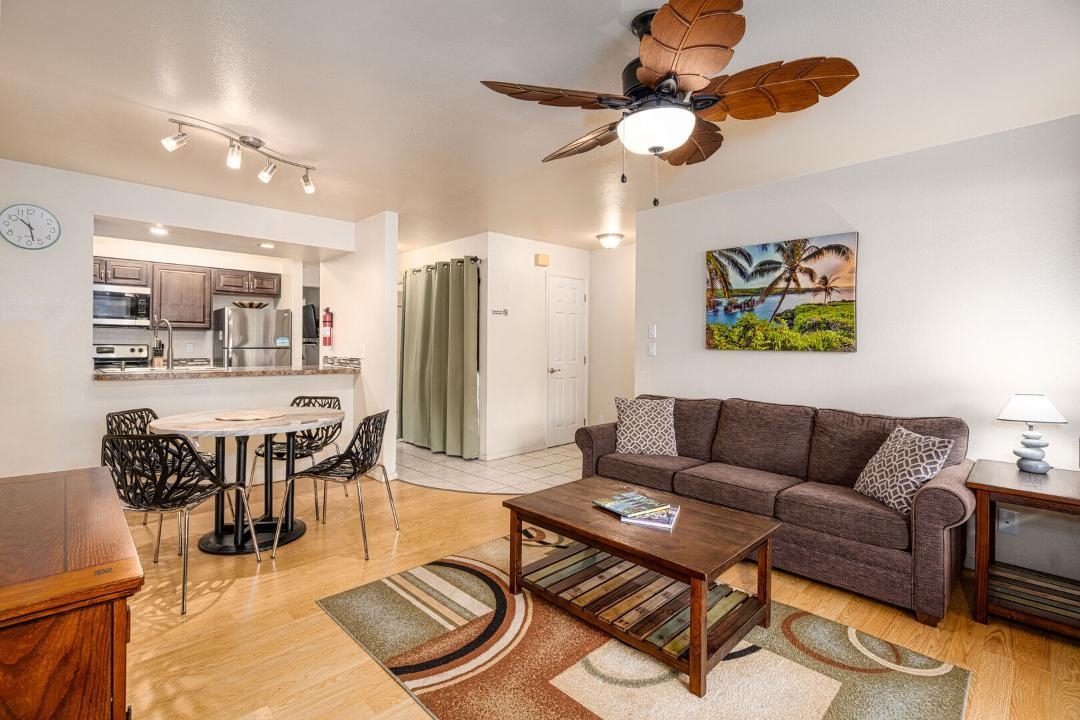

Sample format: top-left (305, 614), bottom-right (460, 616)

top-left (546, 275), bottom-right (586, 447)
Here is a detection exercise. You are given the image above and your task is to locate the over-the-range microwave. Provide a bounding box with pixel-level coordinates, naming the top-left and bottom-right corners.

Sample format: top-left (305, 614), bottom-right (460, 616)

top-left (93, 284), bottom-right (151, 327)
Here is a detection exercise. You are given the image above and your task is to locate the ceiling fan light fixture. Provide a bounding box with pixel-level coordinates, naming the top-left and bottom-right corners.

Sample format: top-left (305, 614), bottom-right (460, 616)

top-left (616, 104), bottom-right (695, 155)
top-left (257, 160), bottom-right (278, 184)
top-left (161, 131), bottom-right (189, 152)
top-left (597, 233), bottom-right (623, 249)
top-left (226, 141), bottom-right (243, 169)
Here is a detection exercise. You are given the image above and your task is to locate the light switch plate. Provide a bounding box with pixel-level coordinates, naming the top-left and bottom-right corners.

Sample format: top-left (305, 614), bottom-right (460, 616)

top-left (648, 324), bottom-right (657, 339)
top-left (647, 342), bottom-right (657, 357)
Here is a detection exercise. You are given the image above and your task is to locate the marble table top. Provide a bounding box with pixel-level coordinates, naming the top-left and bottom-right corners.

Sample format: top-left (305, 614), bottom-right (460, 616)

top-left (149, 407), bottom-right (345, 437)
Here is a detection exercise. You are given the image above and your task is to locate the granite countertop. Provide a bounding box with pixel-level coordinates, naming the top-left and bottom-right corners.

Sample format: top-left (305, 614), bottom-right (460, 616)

top-left (93, 366), bottom-right (361, 381)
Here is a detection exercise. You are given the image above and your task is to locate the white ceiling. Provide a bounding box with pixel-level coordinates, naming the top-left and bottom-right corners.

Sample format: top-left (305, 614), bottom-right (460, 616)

top-left (1, 1), bottom-right (1078, 251)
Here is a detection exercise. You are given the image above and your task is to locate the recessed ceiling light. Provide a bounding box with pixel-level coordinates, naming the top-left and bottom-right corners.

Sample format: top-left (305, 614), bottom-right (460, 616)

top-left (597, 233), bottom-right (623, 249)
top-left (149, 226), bottom-right (169, 237)
top-left (258, 242), bottom-right (275, 249)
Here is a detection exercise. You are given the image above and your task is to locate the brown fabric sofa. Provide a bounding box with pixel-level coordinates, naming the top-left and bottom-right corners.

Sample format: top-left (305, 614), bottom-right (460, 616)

top-left (575, 396), bottom-right (975, 626)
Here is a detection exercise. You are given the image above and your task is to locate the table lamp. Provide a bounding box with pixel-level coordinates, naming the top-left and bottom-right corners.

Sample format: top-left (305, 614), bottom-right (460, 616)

top-left (997, 393), bottom-right (1067, 473)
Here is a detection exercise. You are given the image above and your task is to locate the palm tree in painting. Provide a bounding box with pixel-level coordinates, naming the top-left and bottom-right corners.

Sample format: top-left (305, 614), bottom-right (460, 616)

top-left (705, 247), bottom-right (752, 305)
top-left (811, 274), bottom-right (841, 304)
top-left (749, 239), bottom-right (853, 321)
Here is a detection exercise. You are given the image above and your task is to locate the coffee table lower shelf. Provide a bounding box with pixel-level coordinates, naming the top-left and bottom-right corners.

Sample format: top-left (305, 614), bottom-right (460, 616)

top-left (517, 541), bottom-right (768, 685)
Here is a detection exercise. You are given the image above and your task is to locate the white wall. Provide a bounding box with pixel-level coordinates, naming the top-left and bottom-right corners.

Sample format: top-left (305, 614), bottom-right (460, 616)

top-left (634, 115), bottom-right (1080, 579)
top-left (588, 244), bottom-right (636, 424)
top-left (93, 235), bottom-right (304, 362)
top-left (320, 212), bottom-right (399, 477)
top-left (0, 158), bottom-right (357, 477)
top-left (397, 232), bottom-right (590, 459)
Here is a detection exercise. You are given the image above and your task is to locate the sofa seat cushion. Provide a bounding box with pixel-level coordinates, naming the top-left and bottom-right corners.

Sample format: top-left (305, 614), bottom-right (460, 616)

top-left (673, 463), bottom-right (802, 516)
top-left (597, 454), bottom-right (706, 492)
top-left (775, 482), bottom-right (910, 550)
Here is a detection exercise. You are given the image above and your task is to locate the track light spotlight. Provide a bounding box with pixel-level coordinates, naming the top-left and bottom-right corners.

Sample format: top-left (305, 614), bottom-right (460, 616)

top-left (226, 141), bottom-right (242, 169)
top-left (161, 131), bottom-right (189, 152)
top-left (257, 160), bottom-right (277, 184)
top-left (301, 172), bottom-right (315, 194)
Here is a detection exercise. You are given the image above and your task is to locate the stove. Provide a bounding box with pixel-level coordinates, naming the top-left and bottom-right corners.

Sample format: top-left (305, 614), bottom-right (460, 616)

top-left (93, 344), bottom-right (149, 370)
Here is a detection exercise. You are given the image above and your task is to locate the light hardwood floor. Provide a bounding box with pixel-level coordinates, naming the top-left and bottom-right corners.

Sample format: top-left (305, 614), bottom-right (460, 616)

top-left (126, 478), bottom-right (1079, 719)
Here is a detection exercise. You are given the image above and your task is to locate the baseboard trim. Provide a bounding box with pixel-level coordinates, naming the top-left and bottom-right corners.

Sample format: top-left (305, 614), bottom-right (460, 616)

top-left (480, 442), bottom-right (549, 462)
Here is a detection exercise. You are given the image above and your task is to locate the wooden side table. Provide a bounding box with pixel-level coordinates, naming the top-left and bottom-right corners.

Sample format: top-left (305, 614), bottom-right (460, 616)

top-left (967, 459), bottom-right (1080, 638)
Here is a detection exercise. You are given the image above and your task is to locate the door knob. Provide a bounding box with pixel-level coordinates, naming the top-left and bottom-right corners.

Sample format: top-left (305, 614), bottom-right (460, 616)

top-left (548, 368), bottom-right (560, 374)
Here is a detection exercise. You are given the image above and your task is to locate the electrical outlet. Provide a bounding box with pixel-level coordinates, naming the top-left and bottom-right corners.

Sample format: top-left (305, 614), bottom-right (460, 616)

top-left (185, 342), bottom-right (194, 353)
top-left (598, 414), bottom-right (605, 423)
top-left (998, 508), bottom-right (1020, 535)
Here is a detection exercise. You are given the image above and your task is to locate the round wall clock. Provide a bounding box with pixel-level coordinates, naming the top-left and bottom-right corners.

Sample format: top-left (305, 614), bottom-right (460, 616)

top-left (2, 204), bottom-right (61, 250)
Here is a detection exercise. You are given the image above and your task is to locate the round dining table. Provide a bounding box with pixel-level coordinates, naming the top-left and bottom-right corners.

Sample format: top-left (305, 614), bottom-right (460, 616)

top-left (150, 406), bottom-right (345, 555)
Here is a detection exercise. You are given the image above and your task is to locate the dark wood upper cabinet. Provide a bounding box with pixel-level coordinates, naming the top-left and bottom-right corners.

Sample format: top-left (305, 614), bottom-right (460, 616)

top-left (211, 268), bottom-right (281, 297)
top-left (92, 256), bottom-right (106, 283)
top-left (94, 257), bottom-right (149, 286)
top-left (152, 263), bottom-right (212, 329)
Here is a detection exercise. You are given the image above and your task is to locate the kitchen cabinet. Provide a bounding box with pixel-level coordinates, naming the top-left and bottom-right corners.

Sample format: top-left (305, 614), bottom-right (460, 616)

top-left (0, 467), bottom-right (143, 720)
top-left (94, 257), bottom-right (149, 286)
top-left (152, 263), bottom-right (212, 329)
top-left (212, 268), bottom-right (281, 297)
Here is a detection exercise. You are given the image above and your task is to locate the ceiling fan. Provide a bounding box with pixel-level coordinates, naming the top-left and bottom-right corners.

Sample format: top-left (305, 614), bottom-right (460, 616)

top-left (482, 0), bottom-right (859, 169)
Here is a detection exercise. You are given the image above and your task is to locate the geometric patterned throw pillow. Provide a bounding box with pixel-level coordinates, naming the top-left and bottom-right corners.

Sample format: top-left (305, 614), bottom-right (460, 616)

top-left (614, 396), bottom-right (678, 456)
top-left (854, 426), bottom-right (954, 516)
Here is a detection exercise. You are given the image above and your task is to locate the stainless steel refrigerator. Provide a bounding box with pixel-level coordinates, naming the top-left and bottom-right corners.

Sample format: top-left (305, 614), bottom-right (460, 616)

top-left (212, 307), bottom-right (292, 368)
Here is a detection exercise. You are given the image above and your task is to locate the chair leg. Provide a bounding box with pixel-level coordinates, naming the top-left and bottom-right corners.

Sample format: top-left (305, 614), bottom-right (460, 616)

top-left (237, 489), bottom-right (262, 563)
top-left (176, 511), bottom-right (183, 556)
top-left (153, 512), bottom-right (164, 564)
top-left (332, 445), bottom-right (347, 497)
top-left (312, 474), bottom-right (321, 522)
top-left (322, 478), bottom-right (329, 524)
top-left (377, 465), bottom-right (400, 531)
top-left (180, 509), bottom-right (191, 615)
top-left (271, 479), bottom-right (294, 559)
top-left (355, 477), bottom-right (369, 560)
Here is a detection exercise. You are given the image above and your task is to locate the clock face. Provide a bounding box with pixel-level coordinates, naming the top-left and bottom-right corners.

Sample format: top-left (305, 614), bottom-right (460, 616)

top-left (2, 204), bottom-right (61, 250)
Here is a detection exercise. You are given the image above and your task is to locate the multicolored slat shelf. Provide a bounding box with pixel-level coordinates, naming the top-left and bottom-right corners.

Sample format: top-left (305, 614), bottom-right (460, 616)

top-left (520, 541), bottom-right (760, 667)
top-left (988, 562), bottom-right (1080, 630)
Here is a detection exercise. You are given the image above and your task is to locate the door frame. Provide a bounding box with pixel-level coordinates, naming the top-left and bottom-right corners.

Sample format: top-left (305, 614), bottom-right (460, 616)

top-left (544, 273), bottom-right (589, 448)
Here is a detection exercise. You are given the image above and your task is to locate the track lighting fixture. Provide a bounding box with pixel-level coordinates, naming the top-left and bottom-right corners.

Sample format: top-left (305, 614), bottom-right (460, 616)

top-left (159, 115), bottom-right (316, 194)
top-left (226, 141), bottom-right (243, 169)
top-left (257, 160), bottom-right (277, 184)
top-left (161, 128), bottom-right (189, 152)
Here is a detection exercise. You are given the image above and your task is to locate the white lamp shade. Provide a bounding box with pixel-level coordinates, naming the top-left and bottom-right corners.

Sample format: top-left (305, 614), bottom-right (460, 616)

top-left (617, 106), bottom-right (696, 155)
top-left (997, 394), bottom-right (1067, 424)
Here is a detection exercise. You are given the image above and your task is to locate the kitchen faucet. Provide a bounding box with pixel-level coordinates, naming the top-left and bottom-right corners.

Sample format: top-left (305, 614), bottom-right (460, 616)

top-left (152, 316), bottom-right (175, 370)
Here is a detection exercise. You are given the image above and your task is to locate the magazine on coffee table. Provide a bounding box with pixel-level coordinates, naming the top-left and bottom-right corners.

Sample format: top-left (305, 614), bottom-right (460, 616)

top-left (592, 491), bottom-right (669, 518)
top-left (621, 505), bottom-right (680, 530)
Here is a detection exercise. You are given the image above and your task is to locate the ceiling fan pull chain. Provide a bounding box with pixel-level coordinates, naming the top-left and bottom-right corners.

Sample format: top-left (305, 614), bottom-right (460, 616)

top-left (652, 154), bottom-right (660, 207)
top-left (621, 146), bottom-right (628, 184)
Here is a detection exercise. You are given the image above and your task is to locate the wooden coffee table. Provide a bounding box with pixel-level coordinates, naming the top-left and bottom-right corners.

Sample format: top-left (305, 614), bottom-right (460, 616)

top-left (503, 476), bottom-right (779, 697)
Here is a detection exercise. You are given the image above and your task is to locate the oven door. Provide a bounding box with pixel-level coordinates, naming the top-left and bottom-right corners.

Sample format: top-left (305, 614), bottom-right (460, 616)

top-left (93, 284), bottom-right (151, 327)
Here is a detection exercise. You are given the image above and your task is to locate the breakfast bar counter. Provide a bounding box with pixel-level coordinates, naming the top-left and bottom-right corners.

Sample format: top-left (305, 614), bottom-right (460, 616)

top-left (93, 365), bottom-right (361, 381)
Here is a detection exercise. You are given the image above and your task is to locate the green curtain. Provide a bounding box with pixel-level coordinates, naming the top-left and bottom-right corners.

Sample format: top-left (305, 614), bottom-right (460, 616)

top-left (400, 257), bottom-right (480, 458)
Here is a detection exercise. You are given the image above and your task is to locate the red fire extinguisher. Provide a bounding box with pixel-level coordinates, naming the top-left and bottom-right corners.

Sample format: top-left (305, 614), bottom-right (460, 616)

top-left (321, 307), bottom-right (333, 347)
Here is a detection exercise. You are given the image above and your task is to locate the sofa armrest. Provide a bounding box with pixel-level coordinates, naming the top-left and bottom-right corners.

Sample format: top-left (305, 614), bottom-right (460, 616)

top-left (911, 458), bottom-right (976, 622)
top-left (576, 423), bottom-right (617, 478)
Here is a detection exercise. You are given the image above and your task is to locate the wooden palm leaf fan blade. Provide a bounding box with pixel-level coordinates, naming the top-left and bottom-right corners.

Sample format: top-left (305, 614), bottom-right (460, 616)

top-left (481, 81), bottom-right (630, 110)
top-left (637, 0), bottom-right (746, 93)
top-left (662, 118), bottom-right (723, 166)
top-left (542, 122), bottom-right (619, 162)
top-left (696, 57), bottom-right (860, 122)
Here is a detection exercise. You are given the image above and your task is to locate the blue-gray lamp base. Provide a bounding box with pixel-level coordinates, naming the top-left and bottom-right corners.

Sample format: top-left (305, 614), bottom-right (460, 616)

top-left (1017, 458), bottom-right (1051, 474)
top-left (1013, 430), bottom-right (1051, 474)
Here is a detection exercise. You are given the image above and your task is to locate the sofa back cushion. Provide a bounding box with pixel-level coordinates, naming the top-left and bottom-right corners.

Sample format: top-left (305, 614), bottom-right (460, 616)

top-left (638, 395), bottom-right (722, 462)
top-left (808, 408), bottom-right (969, 487)
top-left (712, 398), bottom-right (816, 478)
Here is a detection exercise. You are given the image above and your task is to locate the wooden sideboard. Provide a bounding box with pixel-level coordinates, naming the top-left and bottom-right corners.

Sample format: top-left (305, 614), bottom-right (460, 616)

top-left (0, 467), bottom-right (144, 719)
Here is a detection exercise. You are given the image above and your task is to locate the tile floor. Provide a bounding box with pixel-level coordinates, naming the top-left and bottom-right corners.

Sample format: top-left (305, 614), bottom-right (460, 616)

top-left (394, 440), bottom-right (583, 494)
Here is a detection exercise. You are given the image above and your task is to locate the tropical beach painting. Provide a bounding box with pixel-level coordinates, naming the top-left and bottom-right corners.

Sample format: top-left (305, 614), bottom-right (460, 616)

top-left (705, 232), bottom-right (858, 351)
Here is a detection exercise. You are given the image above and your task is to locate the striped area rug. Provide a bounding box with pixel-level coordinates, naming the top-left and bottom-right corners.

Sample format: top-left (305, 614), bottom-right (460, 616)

top-left (318, 529), bottom-right (970, 720)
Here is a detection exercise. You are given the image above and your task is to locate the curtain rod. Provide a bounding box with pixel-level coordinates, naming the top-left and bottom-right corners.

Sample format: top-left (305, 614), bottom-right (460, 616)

top-left (407, 256), bottom-right (481, 273)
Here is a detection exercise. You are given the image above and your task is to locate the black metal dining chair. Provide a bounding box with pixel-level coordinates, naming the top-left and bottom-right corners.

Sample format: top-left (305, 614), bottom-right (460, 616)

top-left (101, 433), bottom-right (262, 614)
top-left (248, 396), bottom-right (344, 520)
top-left (106, 407), bottom-right (218, 555)
top-left (272, 410), bottom-right (397, 560)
